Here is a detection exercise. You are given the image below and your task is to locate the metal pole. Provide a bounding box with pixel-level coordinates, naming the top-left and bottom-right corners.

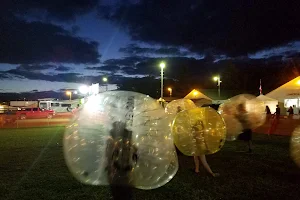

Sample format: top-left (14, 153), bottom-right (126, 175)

top-left (70, 93), bottom-right (72, 101)
top-left (106, 84), bottom-right (108, 91)
top-left (218, 79), bottom-right (221, 98)
top-left (160, 67), bottom-right (164, 99)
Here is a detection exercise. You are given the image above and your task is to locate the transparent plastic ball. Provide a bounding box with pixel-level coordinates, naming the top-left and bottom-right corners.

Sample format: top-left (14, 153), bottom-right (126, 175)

top-left (218, 94), bottom-right (266, 140)
top-left (165, 99), bottom-right (197, 115)
top-left (290, 126), bottom-right (300, 168)
top-left (64, 91), bottom-right (178, 190)
top-left (171, 107), bottom-right (226, 156)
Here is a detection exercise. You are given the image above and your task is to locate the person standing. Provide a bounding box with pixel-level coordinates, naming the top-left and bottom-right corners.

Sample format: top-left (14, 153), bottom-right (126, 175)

top-left (275, 105), bottom-right (281, 118)
top-left (265, 106), bottom-right (271, 114)
top-left (265, 106), bottom-right (271, 122)
top-left (106, 121), bottom-right (137, 200)
top-left (192, 120), bottom-right (220, 177)
top-left (268, 105), bottom-right (281, 135)
top-left (288, 106), bottom-right (294, 118)
top-left (235, 103), bottom-right (253, 153)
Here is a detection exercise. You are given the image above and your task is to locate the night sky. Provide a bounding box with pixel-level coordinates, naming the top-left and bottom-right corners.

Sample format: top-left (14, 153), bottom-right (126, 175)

top-left (1, 0), bottom-right (300, 94)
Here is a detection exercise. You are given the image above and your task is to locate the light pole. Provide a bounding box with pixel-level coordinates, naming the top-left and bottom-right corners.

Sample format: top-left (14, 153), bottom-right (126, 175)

top-left (213, 76), bottom-right (222, 98)
top-left (102, 77), bottom-right (108, 91)
top-left (168, 87), bottom-right (172, 97)
top-left (159, 62), bottom-right (165, 100)
top-left (66, 91), bottom-right (72, 100)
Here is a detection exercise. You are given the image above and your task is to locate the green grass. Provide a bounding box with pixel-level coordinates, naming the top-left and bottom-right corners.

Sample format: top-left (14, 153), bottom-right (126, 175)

top-left (0, 127), bottom-right (300, 200)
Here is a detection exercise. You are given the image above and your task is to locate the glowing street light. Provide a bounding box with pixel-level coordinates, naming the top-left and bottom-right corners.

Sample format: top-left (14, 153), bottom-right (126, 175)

top-left (79, 85), bottom-right (89, 95)
top-left (168, 87), bottom-right (172, 97)
top-left (297, 80), bottom-right (300, 85)
top-left (66, 91), bottom-right (72, 100)
top-left (213, 75), bottom-right (222, 98)
top-left (159, 62), bottom-right (165, 100)
top-left (102, 77), bottom-right (108, 91)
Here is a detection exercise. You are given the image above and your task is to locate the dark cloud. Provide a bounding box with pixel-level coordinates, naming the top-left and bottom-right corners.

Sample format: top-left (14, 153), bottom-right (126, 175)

top-left (1, 66), bottom-right (124, 84)
top-left (0, 15), bottom-right (100, 64)
top-left (103, 56), bottom-right (147, 67)
top-left (12, 64), bottom-right (72, 72)
top-left (119, 44), bottom-right (189, 56)
top-left (110, 56), bottom-right (209, 76)
top-left (0, 0), bottom-right (101, 65)
top-left (6, 68), bottom-right (81, 82)
top-left (71, 25), bottom-right (80, 35)
top-left (2, 0), bottom-right (99, 22)
top-left (85, 65), bottom-right (120, 71)
top-left (283, 51), bottom-right (300, 60)
top-left (0, 72), bottom-right (9, 79)
top-left (121, 66), bottom-right (136, 75)
top-left (17, 64), bottom-right (56, 71)
top-left (55, 66), bottom-right (72, 71)
top-left (99, 1), bottom-right (300, 56)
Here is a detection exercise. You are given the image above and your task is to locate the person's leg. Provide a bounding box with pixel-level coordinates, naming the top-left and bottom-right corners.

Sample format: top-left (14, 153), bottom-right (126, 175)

top-left (199, 155), bottom-right (220, 177)
top-left (193, 156), bottom-right (200, 173)
top-left (248, 140), bottom-right (253, 153)
top-left (244, 129), bottom-right (253, 153)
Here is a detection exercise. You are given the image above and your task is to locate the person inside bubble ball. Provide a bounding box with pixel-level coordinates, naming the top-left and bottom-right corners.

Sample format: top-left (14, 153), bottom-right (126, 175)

top-left (177, 106), bottom-right (183, 113)
top-left (235, 103), bottom-right (253, 153)
top-left (192, 119), bottom-right (220, 177)
top-left (105, 121), bottom-right (138, 200)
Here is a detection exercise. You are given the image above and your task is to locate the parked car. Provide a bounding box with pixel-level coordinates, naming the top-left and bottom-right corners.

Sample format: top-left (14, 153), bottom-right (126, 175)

top-left (16, 107), bottom-right (55, 120)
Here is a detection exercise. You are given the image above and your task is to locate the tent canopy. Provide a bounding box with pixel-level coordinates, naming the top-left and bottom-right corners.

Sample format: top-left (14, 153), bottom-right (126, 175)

top-left (184, 89), bottom-right (212, 107)
top-left (256, 94), bottom-right (278, 114)
top-left (184, 89), bottom-right (212, 100)
top-left (256, 94), bottom-right (278, 102)
top-left (266, 76), bottom-right (300, 102)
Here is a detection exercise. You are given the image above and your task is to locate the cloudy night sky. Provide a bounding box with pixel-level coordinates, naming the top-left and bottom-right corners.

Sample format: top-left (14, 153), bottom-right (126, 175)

top-left (1, 0), bottom-right (300, 95)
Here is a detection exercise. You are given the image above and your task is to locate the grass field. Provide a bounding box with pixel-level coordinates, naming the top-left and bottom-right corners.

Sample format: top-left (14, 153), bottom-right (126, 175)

top-left (1, 127), bottom-right (300, 200)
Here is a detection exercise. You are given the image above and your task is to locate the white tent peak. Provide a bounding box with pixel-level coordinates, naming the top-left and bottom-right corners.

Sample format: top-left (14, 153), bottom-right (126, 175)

top-left (184, 89), bottom-right (212, 100)
top-left (256, 94), bottom-right (278, 113)
top-left (256, 94), bottom-right (277, 102)
top-left (266, 76), bottom-right (300, 101)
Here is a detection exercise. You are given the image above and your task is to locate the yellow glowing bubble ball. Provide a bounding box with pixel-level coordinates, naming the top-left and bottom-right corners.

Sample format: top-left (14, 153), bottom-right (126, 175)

top-left (218, 94), bottom-right (266, 140)
top-left (64, 91), bottom-right (178, 190)
top-left (165, 99), bottom-right (197, 115)
top-left (171, 107), bottom-right (226, 156)
top-left (290, 126), bottom-right (300, 168)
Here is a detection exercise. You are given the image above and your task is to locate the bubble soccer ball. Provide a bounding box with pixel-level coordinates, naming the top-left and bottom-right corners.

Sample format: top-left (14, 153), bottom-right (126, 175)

top-left (218, 94), bottom-right (266, 140)
top-left (171, 107), bottom-right (226, 156)
top-left (290, 126), bottom-right (300, 168)
top-left (64, 91), bottom-right (178, 190)
top-left (165, 99), bottom-right (197, 115)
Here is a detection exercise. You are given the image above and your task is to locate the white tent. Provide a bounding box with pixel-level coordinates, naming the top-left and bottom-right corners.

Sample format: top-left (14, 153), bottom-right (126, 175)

top-left (184, 89), bottom-right (212, 106)
top-left (256, 94), bottom-right (278, 114)
top-left (265, 76), bottom-right (300, 110)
